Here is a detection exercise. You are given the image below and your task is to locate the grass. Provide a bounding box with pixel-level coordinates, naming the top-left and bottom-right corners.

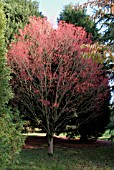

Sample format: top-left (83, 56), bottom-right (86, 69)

top-left (7, 144), bottom-right (114, 170)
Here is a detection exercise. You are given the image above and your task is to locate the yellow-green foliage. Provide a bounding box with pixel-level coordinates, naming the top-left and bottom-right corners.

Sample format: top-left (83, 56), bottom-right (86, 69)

top-left (0, 110), bottom-right (26, 167)
top-left (0, 0), bottom-right (13, 109)
top-left (0, 1), bottom-right (6, 35)
top-left (0, 1), bottom-right (26, 167)
top-left (82, 43), bottom-right (114, 68)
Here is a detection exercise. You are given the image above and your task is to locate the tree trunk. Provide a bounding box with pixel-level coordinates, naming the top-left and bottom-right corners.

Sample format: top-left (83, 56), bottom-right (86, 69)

top-left (80, 134), bottom-right (88, 143)
top-left (47, 135), bottom-right (53, 156)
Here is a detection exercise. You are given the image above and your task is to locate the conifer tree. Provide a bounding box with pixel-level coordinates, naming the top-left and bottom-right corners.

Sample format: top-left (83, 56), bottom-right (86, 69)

top-left (3, 0), bottom-right (43, 47)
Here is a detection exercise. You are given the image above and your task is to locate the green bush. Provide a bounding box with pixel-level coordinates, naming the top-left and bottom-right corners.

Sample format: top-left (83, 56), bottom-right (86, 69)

top-left (0, 110), bottom-right (26, 168)
top-left (0, 1), bottom-right (26, 168)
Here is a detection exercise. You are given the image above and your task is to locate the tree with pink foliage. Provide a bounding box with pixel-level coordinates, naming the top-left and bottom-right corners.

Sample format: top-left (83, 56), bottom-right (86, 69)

top-left (7, 17), bottom-right (109, 155)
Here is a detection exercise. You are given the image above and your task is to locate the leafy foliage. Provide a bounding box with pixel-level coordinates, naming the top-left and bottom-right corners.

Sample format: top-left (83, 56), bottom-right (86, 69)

top-left (3, 0), bottom-right (43, 47)
top-left (82, 0), bottom-right (114, 50)
top-left (0, 1), bottom-right (25, 167)
top-left (0, 0), bottom-right (12, 113)
top-left (81, 0), bottom-right (114, 133)
top-left (107, 106), bottom-right (114, 133)
top-left (80, 0), bottom-right (114, 78)
top-left (0, 110), bottom-right (26, 167)
top-left (7, 17), bottom-right (110, 154)
top-left (58, 3), bottom-right (100, 42)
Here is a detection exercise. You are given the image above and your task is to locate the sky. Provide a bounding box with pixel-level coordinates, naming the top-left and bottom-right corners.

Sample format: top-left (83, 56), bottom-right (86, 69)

top-left (38, 0), bottom-right (88, 28)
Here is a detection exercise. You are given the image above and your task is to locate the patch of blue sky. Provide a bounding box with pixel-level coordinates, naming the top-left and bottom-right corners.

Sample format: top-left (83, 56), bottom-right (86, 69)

top-left (38, 0), bottom-right (88, 28)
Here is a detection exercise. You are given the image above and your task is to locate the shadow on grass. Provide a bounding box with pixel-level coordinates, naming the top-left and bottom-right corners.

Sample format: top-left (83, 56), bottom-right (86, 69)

top-left (5, 135), bottom-right (114, 170)
top-left (23, 135), bottom-right (114, 150)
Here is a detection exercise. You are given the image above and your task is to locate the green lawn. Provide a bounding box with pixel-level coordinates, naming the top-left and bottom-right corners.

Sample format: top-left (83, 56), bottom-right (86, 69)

top-left (8, 144), bottom-right (114, 170)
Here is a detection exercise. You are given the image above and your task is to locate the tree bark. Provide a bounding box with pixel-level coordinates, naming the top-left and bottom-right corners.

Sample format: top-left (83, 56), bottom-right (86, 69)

top-left (47, 135), bottom-right (53, 156)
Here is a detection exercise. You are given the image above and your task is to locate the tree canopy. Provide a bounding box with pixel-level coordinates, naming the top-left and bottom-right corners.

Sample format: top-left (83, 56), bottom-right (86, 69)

top-left (58, 3), bottom-right (100, 42)
top-left (81, 0), bottom-right (114, 133)
top-left (81, 0), bottom-right (114, 50)
top-left (7, 17), bottom-right (110, 155)
top-left (2, 0), bottom-right (43, 47)
top-left (0, 0), bottom-right (12, 112)
top-left (0, 1), bottom-right (25, 166)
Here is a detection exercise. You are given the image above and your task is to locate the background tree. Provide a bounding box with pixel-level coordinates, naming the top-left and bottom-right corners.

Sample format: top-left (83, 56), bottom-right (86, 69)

top-left (58, 2), bottom-right (111, 140)
top-left (58, 3), bottom-right (100, 42)
top-left (7, 17), bottom-right (109, 155)
top-left (81, 0), bottom-right (114, 72)
top-left (82, 0), bottom-right (114, 134)
top-left (82, 0), bottom-right (114, 49)
top-left (0, 1), bottom-right (25, 167)
top-left (2, 0), bottom-right (43, 47)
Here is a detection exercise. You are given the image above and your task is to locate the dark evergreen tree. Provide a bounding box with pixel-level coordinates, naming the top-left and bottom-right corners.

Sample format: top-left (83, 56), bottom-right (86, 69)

top-left (3, 0), bottom-right (43, 47)
top-left (58, 3), bottom-right (100, 42)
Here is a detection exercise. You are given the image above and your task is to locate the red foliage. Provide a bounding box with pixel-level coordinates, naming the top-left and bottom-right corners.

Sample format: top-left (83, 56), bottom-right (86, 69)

top-left (7, 17), bottom-right (110, 134)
